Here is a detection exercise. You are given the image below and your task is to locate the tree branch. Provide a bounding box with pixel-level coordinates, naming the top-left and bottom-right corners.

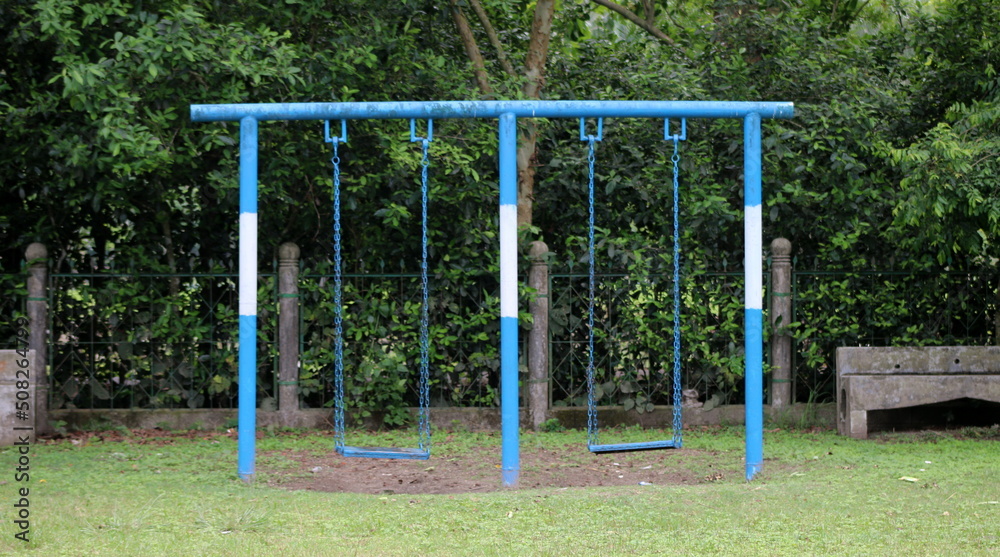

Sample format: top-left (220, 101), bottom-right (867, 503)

top-left (591, 0), bottom-right (675, 44)
top-left (468, 0), bottom-right (516, 77)
top-left (517, 0), bottom-right (557, 227)
top-left (448, 0), bottom-right (493, 95)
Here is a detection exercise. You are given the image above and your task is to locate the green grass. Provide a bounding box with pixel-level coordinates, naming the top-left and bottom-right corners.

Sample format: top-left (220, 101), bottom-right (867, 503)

top-left (1, 426), bottom-right (997, 556)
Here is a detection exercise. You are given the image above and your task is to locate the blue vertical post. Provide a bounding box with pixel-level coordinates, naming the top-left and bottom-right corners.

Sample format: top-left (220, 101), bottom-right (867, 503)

top-left (743, 112), bottom-right (764, 481)
top-left (498, 112), bottom-right (519, 487)
top-left (237, 116), bottom-right (259, 482)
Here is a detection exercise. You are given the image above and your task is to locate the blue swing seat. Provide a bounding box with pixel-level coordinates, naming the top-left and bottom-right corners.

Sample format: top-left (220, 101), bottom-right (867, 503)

top-left (337, 446), bottom-right (430, 460)
top-left (588, 439), bottom-right (681, 454)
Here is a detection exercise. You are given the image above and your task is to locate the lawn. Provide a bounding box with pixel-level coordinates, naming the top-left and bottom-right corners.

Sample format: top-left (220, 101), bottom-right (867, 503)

top-left (1, 425), bottom-right (997, 556)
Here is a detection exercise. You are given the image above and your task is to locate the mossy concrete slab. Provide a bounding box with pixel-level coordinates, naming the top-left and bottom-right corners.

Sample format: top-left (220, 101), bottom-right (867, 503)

top-left (836, 347), bottom-right (1000, 438)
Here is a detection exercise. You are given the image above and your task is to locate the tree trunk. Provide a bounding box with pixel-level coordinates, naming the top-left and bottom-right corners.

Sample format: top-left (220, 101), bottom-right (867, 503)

top-left (160, 215), bottom-right (180, 296)
top-left (516, 0), bottom-right (556, 228)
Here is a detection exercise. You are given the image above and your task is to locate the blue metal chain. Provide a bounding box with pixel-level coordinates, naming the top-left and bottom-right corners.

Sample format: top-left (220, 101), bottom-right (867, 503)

top-left (417, 132), bottom-right (432, 452)
top-left (584, 127), bottom-right (600, 447)
top-left (671, 135), bottom-right (683, 446)
top-left (329, 133), bottom-right (345, 450)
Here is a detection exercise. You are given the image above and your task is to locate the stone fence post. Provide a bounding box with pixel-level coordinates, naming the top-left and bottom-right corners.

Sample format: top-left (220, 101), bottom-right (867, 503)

top-left (26, 243), bottom-right (49, 434)
top-left (769, 238), bottom-right (793, 408)
top-left (277, 242), bottom-right (300, 425)
top-left (527, 241), bottom-right (549, 430)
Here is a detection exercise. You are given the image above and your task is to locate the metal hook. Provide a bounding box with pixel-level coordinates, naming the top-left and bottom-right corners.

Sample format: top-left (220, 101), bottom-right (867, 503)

top-left (579, 117), bottom-right (603, 142)
top-left (325, 120), bottom-right (348, 144)
top-left (410, 119), bottom-right (434, 143)
top-left (664, 118), bottom-right (687, 142)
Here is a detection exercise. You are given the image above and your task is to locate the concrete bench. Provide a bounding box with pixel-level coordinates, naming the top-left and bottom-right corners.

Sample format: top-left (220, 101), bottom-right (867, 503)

top-left (836, 346), bottom-right (1000, 439)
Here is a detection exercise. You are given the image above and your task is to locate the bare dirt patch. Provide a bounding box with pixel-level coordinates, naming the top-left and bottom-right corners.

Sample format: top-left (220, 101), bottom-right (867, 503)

top-left (38, 427), bottom-right (745, 493)
top-left (262, 441), bottom-right (727, 494)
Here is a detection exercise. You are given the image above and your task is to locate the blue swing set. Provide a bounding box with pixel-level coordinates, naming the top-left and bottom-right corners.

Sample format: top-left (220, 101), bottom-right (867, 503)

top-left (190, 99), bottom-right (794, 485)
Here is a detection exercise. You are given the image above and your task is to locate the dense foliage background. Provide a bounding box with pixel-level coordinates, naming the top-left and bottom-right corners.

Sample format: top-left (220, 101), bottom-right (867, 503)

top-left (2, 0), bottom-right (997, 414)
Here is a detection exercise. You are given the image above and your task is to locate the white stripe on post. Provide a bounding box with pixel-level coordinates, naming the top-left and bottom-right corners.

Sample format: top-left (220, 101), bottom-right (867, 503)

top-left (499, 203), bottom-right (518, 319)
top-left (744, 204), bottom-right (763, 310)
top-left (239, 212), bottom-right (258, 316)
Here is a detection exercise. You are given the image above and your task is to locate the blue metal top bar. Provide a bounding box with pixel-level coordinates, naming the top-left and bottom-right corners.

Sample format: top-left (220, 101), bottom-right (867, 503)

top-left (191, 100), bottom-right (794, 123)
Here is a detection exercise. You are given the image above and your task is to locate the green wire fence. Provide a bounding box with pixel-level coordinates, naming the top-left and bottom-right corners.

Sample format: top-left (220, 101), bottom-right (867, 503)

top-left (0, 267), bottom-right (994, 410)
